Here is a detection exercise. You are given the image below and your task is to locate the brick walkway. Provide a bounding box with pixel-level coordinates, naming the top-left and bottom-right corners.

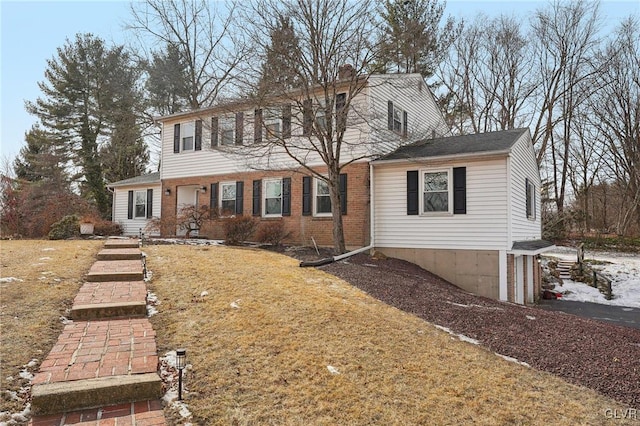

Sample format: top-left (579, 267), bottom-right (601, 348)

top-left (29, 238), bottom-right (167, 425)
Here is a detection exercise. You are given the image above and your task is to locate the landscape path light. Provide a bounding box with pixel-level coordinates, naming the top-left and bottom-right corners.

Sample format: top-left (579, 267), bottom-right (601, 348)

top-left (176, 348), bottom-right (186, 401)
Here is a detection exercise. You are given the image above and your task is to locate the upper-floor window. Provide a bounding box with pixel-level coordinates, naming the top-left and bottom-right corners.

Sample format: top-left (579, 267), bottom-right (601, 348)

top-left (173, 120), bottom-right (202, 153)
top-left (526, 178), bottom-right (536, 219)
top-left (220, 115), bottom-right (235, 146)
top-left (388, 101), bottom-right (408, 137)
top-left (211, 112), bottom-right (244, 147)
top-left (422, 170), bottom-right (450, 213)
top-left (303, 93), bottom-right (347, 136)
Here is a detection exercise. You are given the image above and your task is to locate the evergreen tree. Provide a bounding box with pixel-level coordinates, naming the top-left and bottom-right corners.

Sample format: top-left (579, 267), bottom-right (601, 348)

top-left (13, 125), bottom-right (68, 186)
top-left (258, 16), bottom-right (302, 95)
top-left (376, 0), bottom-right (459, 79)
top-left (26, 33), bottom-right (147, 217)
top-left (145, 43), bottom-right (191, 116)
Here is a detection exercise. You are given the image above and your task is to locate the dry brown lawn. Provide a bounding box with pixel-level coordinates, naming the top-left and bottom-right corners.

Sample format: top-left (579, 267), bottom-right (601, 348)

top-left (0, 239), bottom-right (103, 416)
top-left (145, 244), bottom-right (634, 425)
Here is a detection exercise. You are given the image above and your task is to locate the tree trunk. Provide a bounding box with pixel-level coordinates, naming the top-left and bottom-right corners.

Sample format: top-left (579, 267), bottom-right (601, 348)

top-left (328, 170), bottom-right (346, 254)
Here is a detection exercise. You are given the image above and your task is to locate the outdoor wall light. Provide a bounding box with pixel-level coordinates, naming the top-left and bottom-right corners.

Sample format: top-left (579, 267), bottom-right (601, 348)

top-left (176, 348), bottom-right (186, 401)
top-left (200, 185), bottom-right (207, 192)
top-left (164, 188), bottom-right (171, 196)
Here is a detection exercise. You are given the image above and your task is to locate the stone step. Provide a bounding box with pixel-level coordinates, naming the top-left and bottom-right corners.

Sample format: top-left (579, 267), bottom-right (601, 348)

top-left (29, 400), bottom-right (166, 426)
top-left (97, 248), bottom-right (143, 261)
top-left (86, 260), bottom-right (144, 282)
top-left (71, 281), bottom-right (148, 320)
top-left (31, 319), bottom-right (161, 416)
top-left (104, 238), bottom-right (140, 249)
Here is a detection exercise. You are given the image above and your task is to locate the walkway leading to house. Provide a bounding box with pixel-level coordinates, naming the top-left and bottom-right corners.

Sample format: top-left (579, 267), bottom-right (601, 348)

top-left (29, 238), bottom-right (167, 426)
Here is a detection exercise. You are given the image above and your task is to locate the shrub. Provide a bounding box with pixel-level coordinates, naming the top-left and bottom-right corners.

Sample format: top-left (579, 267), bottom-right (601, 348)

top-left (223, 216), bottom-right (257, 245)
top-left (48, 214), bottom-right (80, 240)
top-left (255, 220), bottom-right (291, 246)
top-left (94, 220), bottom-right (122, 236)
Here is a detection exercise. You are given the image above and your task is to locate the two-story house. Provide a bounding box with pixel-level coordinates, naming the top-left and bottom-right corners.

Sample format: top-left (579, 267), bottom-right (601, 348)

top-left (108, 73), bottom-right (553, 304)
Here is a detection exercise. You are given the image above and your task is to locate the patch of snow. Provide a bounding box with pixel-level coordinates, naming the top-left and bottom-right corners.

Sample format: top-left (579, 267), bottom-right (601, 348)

top-left (59, 316), bottom-right (72, 325)
top-left (496, 353), bottom-right (531, 368)
top-left (363, 263), bottom-right (378, 268)
top-left (25, 359), bottom-right (37, 368)
top-left (144, 269), bottom-right (153, 282)
top-left (446, 301), bottom-right (503, 311)
top-left (434, 324), bottom-right (480, 345)
top-left (327, 365), bottom-right (340, 375)
top-left (41, 248), bottom-right (56, 251)
top-left (526, 315), bottom-right (536, 320)
top-left (159, 352), bottom-right (193, 424)
top-left (230, 299), bottom-right (240, 309)
top-left (0, 277), bottom-right (23, 283)
top-left (2, 391), bottom-right (18, 401)
top-left (18, 369), bottom-right (32, 381)
top-left (147, 292), bottom-right (159, 317)
top-left (200, 290), bottom-right (208, 297)
top-left (38, 257), bottom-right (51, 261)
top-left (545, 247), bottom-right (640, 308)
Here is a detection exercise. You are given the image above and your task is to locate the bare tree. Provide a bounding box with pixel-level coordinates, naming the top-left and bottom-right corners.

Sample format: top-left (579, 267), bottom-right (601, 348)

top-left (235, 0), bottom-right (379, 253)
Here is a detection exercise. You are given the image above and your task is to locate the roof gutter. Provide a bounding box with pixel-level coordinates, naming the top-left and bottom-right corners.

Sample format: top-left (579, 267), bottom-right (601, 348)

top-left (299, 244), bottom-right (374, 267)
top-left (371, 149), bottom-right (512, 166)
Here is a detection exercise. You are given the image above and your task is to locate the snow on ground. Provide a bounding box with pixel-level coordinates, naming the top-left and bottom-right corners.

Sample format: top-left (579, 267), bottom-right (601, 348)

top-left (544, 247), bottom-right (640, 308)
top-left (159, 351), bottom-right (193, 425)
top-left (0, 278), bottom-right (23, 283)
top-left (147, 292), bottom-right (159, 317)
top-left (434, 324), bottom-right (480, 345)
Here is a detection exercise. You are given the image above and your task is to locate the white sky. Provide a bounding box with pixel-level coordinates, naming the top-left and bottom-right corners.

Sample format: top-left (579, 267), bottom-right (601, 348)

top-left (1, 0), bottom-right (638, 168)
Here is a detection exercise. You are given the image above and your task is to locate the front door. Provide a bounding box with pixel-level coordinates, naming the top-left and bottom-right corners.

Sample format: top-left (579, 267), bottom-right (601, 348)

top-left (176, 186), bottom-right (200, 236)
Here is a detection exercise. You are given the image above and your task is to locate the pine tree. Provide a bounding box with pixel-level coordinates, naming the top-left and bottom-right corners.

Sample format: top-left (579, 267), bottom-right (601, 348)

top-left (258, 16), bottom-right (302, 95)
top-left (145, 43), bottom-right (191, 116)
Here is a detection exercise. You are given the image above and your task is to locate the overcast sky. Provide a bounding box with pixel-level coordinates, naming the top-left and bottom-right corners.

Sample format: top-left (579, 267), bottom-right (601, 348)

top-left (1, 0), bottom-right (638, 168)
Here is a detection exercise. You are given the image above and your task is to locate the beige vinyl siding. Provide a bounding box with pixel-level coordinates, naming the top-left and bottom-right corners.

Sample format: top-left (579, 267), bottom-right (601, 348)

top-left (112, 184), bottom-right (162, 236)
top-left (508, 132), bottom-right (542, 243)
top-left (373, 159), bottom-right (509, 250)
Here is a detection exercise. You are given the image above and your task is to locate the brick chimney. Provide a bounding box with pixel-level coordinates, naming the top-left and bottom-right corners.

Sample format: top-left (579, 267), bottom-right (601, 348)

top-left (338, 64), bottom-right (355, 80)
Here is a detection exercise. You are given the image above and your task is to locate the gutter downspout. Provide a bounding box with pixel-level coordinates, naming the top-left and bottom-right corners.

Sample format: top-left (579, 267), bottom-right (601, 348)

top-left (300, 162), bottom-right (377, 268)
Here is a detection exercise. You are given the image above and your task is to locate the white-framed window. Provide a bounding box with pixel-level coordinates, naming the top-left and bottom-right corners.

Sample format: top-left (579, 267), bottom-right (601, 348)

top-left (526, 178), bottom-right (536, 219)
top-left (393, 105), bottom-right (405, 133)
top-left (181, 122), bottom-right (195, 151)
top-left (314, 178), bottom-right (332, 216)
top-left (264, 178), bottom-right (283, 216)
top-left (264, 108), bottom-right (281, 139)
top-left (134, 190), bottom-right (147, 218)
top-left (422, 169), bottom-right (451, 214)
top-left (220, 115), bottom-right (235, 146)
top-left (220, 182), bottom-right (237, 215)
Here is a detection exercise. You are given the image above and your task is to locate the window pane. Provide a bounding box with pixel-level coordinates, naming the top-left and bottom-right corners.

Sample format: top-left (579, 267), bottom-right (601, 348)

top-left (183, 136), bottom-right (193, 150)
top-left (316, 180), bottom-right (330, 196)
top-left (266, 122), bottom-right (280, 138)
top-left (265, 197), bottom-right (282, 215)
top-left (221, 200), bottom-right (236, 214)
top-left (265, 180), bottom-right (282, 198)
top-left (424, 172), bottom-right (448, 191)
top-left (424, 192), bottom-right (448, 212)
top-left (222, 184), bottom-right (236, 200)
top-left (135, 205), bottom-right (146, 217)
top-left (221, 130), bottom-right (234, 145)
top-left (316, 196), bottom-right (332, 214)
top-left (135, 192), bottom-right (146, 204)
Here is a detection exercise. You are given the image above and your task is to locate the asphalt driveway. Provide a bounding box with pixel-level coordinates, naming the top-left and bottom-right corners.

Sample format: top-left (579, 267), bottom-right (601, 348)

top-left (538, 299), bottom-right (640, 329)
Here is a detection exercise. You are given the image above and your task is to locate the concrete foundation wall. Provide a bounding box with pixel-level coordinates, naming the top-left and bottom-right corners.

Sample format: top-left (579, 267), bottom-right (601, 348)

top-left (377, 247), bottom-right (500, 300)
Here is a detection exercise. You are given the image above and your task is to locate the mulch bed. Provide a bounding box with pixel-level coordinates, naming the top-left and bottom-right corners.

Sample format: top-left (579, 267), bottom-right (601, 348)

top-left (299, 252), bottom-right (640, 409)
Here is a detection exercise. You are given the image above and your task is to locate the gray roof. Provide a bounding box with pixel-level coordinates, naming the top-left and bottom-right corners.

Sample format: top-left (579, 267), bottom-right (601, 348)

top-left (107, 172), bottom-right (160, 188)
top-left (378, 128), bottom-right (529, 162)
top-left (511, 240), bottom-right (555, 252)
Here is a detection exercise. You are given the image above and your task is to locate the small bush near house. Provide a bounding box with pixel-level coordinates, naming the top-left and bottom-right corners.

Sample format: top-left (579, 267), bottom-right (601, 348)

top-left (48, 214), bottom-right (80, 240)
top-left (223, 216), bottom-right (257, 245)
top-left (255, 220), bottom-right (291, 246)
top-left (94, 220), bottom-right (122, 236)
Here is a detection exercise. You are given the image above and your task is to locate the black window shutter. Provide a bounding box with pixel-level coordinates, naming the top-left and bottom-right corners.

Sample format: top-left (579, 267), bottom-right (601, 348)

top-left (252, 180), bottom-right (261, 216)
top-left (525, 178), bottom-right (531, 217)
top-left (194, 120), bottom-right (202, 150)
top-left (453, 167), bottom-right (467, 214)
top-left (339, 173), bottom-right (347, 215)
top-left (146, 189), bottom-right (153, 218)
top-left (302, 176), bottom-right (312, 216)
top-left (173, 124), bottom-right (181, 153)
top-left (254, 109), bottom-right (262, 143)
top-left (336, 93), bottom-right (347, 133)
top-left (235, 112), bottom-right (244, 145)
top-left (387, 101), bottom-right (394, 131)
top-left (303, 99), bottom-right (313, 136)
top-left (402, 111), bottom-right (408, 137)
top-left (282, 177), bottom-right (291, 216)
top-left (235, 181), bottom-right (244, 215)
top-left (282, 104), bottom-right (292, 138)
top-left (407, 171), bottom-right (419, 215)
top-left (127, 190), bottom-right (134, 219)
top-left (211, 117), bottom-right (218, 147)
top-left (210, 183), bottom-right (218, 211)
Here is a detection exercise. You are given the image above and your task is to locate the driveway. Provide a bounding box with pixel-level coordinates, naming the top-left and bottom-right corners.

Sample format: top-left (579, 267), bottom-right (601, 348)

top-left (538, 299), bottom-right (640, 330)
